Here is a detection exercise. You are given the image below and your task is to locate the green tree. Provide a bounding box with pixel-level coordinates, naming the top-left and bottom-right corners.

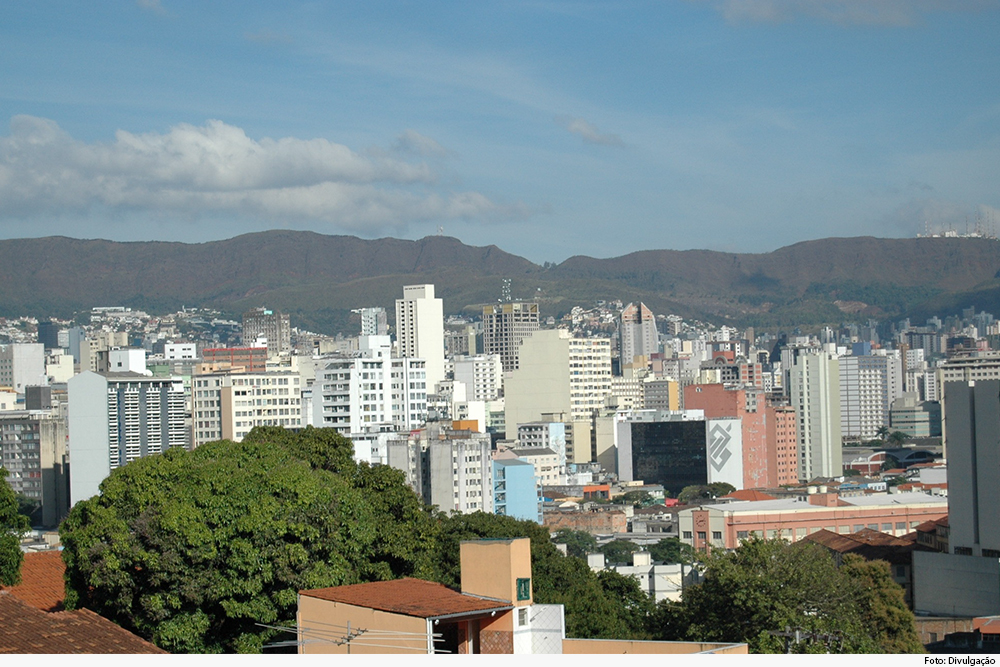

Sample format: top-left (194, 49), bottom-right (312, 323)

top-left (650, 536), bottom-right (920, 654)
top-left (677, 482), bottom-right (735, 504)
top-left (600, 539), bottom-right (639, 565)
top-left (60, 429), bottom-right (438, 653)
top-left (876, 425), bottom-right (890, 443)
top-left (596, 569), bottom-right (655, 639)
top-left (839, 555), bottom-right (924, 654)
top-left (553, 528), bottom-right (598, 559)
top-left (648, 538), bottom-right (695, 565)
top-left (1, 467), bottom-right (31, 585)
top-left (619, 490), bottom-right (654, 508)
top-left (432, 512), bottom-right (645, 640)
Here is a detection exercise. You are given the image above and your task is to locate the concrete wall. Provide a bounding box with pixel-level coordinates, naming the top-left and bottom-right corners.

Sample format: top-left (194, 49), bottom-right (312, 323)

top-left (67, 371), bottom-right (110, 506)
top-left (913, 551), bottom-right (1000, 617)
top-left (504, 330), bottom-right (571, 438)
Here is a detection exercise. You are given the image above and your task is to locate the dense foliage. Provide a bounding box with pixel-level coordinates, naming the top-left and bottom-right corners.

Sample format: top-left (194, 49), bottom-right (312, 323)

top-left (676, 482), bottom-right (735, 504)
top-left (60, 428), bottom-right (656, 652)
top-left (649, 537), bottom-right (923, 654)
top-left (1, 466), bottom-right (30, 586)
top-left (60, 428), bottom-right (437, 653)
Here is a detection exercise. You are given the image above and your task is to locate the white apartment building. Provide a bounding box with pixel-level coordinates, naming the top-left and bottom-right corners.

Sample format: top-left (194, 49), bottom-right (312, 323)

top-left (450, 354), bottom-right (503, 401)
top-left (838, 352), bottom-right (903, 441)
top-left (789, 352), bottom-right (842, 481)
top-left (395, 284), bottom-right (445, 393)
top-left (313, 336), bottom-right (427, 436)
top-left (68, 371), bottom-right (188, 506)
top-left (192, 371), bottom-right (303, 445)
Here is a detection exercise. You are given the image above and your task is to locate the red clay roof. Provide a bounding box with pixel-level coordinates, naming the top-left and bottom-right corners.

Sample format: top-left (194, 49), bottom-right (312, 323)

top-left (723, 490), bottom-right (776, 502)
top-left (300, 578), bottom-right (512, 618)
top-left (0, 592), bottom-right (165, 654)
top-left (1, 550), bottom-right (66, 611)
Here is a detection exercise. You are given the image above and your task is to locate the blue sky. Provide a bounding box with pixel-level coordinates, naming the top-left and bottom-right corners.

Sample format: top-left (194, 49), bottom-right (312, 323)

top-left (1, 0), bottom-right (998, 263)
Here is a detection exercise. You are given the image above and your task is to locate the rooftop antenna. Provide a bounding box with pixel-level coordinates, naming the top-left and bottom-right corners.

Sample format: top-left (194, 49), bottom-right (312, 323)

top-left (437, 226), bottom-right (444, 236)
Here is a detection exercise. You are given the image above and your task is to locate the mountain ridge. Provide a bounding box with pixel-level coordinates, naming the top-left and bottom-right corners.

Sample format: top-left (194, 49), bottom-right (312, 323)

top-left (3, 231), bottom-right (997, 334)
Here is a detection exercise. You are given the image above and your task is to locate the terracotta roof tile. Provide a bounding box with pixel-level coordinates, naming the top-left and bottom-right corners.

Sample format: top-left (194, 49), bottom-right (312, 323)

top-left (0, 593), bottom-right (165, 654)
top-left (300, 578), bottom-right (512, 618)
top-left (1, 550), bottom-right (66, 611)
top-left (723, 490), bottom-right (777, 502)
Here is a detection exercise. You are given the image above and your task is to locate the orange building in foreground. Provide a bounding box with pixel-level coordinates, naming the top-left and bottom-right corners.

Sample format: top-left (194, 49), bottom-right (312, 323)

top-left (297, 538), bottom-right (748, 655)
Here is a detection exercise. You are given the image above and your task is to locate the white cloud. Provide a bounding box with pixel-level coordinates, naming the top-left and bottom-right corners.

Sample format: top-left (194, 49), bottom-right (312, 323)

top-left (695, 0), bottom-right (995, 27)
top-left (0, 116), bottom-right (527, 231)
top-left (555, 115), bottom-right (624, 146)
top-left (392, 130), bottom-right (450, 157)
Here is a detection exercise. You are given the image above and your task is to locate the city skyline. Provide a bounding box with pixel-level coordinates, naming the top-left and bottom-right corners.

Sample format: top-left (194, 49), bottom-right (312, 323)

top-left (1, 1), bottom-right (999, 263)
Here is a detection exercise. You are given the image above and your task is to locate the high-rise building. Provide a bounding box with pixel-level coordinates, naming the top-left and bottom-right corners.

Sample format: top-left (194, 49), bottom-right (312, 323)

top-left (451, 354), bottom-right (503, 401)
top-left (504, 330), bottom-right (612, 436)
top-left (0, 410), bottom-right (68, 526)
top-left (612, 410), bottom-right (708, 496)
top-left (838, 351), bottom-right (903, 441)
top-left (386, 425), bottom-right (493, 514)
top-left (68, 371), bottom-right (188, 506)
top-left (0, 343), bottom-right (46, 393)
top-left (313, 336), bottom-right (427, 436)
top-left (482, 302), bottom-right (539, 373)
top-left (241, 307), bottom-right (291, 355)
top-left (788, 352), bottom-right (842, 481)
top-left (192, 371), bottom-right (303, 446)
top-left (685, 383), bottom-right (788, 489)
top-left (36, 322), bottom-right (61, 351)
top-left (355, 307), bottom-right (388, 336)
top-left (619, 302), bottom-right (659, 367)
top-left (395, 285), bottom-right (445, 392)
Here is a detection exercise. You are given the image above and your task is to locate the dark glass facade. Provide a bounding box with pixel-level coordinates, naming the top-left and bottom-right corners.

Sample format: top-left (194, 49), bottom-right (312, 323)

top-left (630, 420), bottom-right (707, 496)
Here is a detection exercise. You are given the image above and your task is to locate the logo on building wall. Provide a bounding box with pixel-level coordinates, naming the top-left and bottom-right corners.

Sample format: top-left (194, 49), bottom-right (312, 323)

top-left (706, 418), bottom-right (743, 487)
top-left (708, 422), bottom-right (733, 471)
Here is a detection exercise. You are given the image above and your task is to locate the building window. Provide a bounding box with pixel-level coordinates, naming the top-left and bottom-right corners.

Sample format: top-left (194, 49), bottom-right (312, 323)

top-left (712, 531), bottom-right (722, 540)
top-left (516, 577), bottom-right (531, 601)
top-left (697, 531), bottom-right (706, 541)
top-left (737, 531), bottom-right (749, 540)
top-left (683, 531), bottom-right (692, 539)
top-left (518, 608), bottom-right (528, 626)
top-left (955, 547), bottom-right (973, 556)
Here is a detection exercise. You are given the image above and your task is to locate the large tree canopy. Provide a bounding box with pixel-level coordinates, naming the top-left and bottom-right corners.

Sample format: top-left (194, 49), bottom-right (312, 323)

top-left (1, 466), bottom-right (30, 586)
top-left (649, 536), bottom-right (923, 654)
top-left (60, 428), bottom-right (438, 653)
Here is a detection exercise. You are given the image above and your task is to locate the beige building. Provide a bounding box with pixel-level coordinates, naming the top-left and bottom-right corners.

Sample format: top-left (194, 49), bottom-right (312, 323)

top-left (297, 537), bottom-right (747, 655)
top-left (504, 330), bottom-right (611, 441)
top-left (395, 284), bottom-right (446, 393)
top-left (192, 371), bottom-right (302, 445)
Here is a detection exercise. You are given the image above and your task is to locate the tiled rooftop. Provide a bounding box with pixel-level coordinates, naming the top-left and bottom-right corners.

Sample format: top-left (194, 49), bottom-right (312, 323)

top-left (2, 550), bottom-right (66, 611)
top-left (0, 593), bottom-right (165, 654)
top-left (300, 578), bottom-right (512, 619)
